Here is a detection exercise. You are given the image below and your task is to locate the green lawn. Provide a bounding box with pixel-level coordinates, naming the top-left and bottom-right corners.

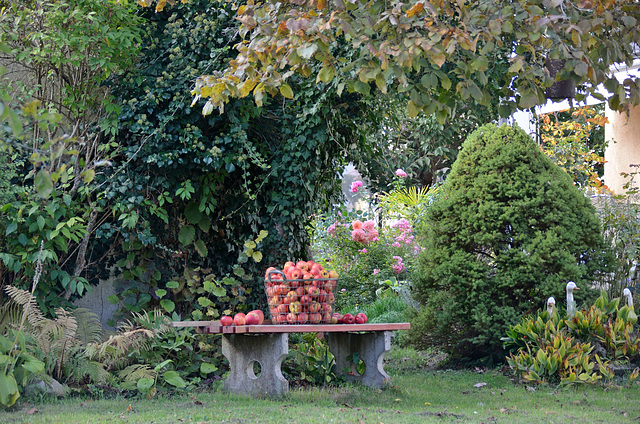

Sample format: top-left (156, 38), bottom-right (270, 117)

top-left (2, 366), bottom-right (639, 424)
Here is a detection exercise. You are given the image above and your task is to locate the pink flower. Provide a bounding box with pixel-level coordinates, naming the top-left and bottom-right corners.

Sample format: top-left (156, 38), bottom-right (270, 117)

top-left (358, 248), bottom-right (367, 254)
top-left (352, 220), bottom-right (363, 230)
top-left (365, 229), bottom-right (379, 243)
top-left (395, 168), bottom-right (407, 178)
top-left (350, 180), bottom-right (363, 193)
top-left (352, 228), bottom-right (367, 243)
top-left (327, 223), bottom-right (337, 235)
top-left (373, 269), bottom-right (380, 275)
top-left (362, 220), bottom-right (375, 232)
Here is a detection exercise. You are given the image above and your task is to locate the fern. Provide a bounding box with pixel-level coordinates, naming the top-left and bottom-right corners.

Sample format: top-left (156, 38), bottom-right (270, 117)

top-left (117, 364), bottom-right (156, 382)
top-left (4, 286), bottom-right (45, 328)
top-left (85, 328), bottom-right (154, 371)
top-left (63, 356), bottom-right (110, 384)
top-left (0, 300), bottom-right (23, 335)
top-left (72, 308), bottom-right (103, 345)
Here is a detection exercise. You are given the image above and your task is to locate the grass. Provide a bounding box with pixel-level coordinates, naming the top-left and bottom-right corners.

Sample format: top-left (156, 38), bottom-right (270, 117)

top-left (2, 351), bottom-right (640, 424)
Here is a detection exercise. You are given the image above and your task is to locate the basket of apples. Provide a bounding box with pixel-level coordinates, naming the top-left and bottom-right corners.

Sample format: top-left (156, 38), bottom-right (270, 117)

top-left (264, 260), bottom-right (339, 325)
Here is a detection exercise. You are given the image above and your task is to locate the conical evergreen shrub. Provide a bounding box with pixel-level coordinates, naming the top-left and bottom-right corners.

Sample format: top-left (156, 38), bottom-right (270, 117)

top-left (413, 123), bottom-right (613, 362)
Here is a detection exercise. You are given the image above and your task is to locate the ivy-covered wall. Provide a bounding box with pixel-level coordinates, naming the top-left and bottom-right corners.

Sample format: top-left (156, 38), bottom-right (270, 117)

top-left (98, 0), bottom-right (368, 320)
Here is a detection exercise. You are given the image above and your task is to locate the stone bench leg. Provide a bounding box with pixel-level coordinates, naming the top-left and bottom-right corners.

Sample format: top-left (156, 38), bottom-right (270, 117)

top-left (221, 333), bottom-right (289, 397)
top-left (325, 331), bottom-right (392, 388)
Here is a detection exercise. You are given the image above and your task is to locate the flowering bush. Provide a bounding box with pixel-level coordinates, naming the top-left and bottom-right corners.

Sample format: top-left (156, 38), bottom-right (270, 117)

top-left (312, 208), bottom-right (424, 308)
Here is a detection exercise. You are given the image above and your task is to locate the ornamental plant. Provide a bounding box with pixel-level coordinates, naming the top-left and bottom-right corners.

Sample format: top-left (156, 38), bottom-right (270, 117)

top-left (413, 123), bottom-right (614, 362)
top-left (312, 204), bottom-right (424, 309)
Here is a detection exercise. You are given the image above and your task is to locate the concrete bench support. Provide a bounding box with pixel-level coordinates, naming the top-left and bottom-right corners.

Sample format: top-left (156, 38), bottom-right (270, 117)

top-left (221, 333), bottom-right (289, 397)
top-left (325, 331), bottom-right (392, 388)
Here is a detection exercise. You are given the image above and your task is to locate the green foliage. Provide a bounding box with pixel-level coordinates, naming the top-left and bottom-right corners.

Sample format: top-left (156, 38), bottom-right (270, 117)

top-left (283, 333), bottom-right (338, 387)
top-left (414, 124), bottom-right (614, 362)
top-left (311, 206), bottom-right (423, 309)
top-left (356, 97), bottom-right (499, 192)
top-left (192, 0), bottom-right (640, 121)
top-left (504, 292), bottom-right (640, 386)
top-left (102, 0), bottom-right (365, 321)
top-left (0, 0), bottom-right (142, 314)
top-left (0, 331), bottom-right (45, 407)
top-left (507, 331), bottom-right (605, 386)
top-left (593, 194), bottom-right (640, 299)
top-left (538, 106), bottom-right (608, 191)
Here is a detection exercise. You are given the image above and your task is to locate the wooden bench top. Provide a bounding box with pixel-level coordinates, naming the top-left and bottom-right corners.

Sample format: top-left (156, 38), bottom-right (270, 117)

top-left (170, 320), bottom-right (410, 335)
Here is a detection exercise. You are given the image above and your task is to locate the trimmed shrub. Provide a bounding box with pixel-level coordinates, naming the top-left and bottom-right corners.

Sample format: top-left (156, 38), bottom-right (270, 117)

top-left (412, 123), bottom-right (613, 362)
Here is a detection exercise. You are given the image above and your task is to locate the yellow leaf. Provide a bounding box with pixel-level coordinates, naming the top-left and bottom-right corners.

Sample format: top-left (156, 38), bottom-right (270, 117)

top-left (239, 79), bottom-right (257, 98)
top-left (155, 0), bottom-right (167, 12)
top-left (280, 84), bottom-right (294, 99)
top-left (317, 0), bottom-right (327, 10)
top-left (406, 100), bottom-right (419, 117)
top-left (406, 2), bottom-right (424, 18)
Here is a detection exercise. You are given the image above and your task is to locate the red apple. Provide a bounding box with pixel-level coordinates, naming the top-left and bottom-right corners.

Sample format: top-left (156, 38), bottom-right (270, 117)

top-left (342, 313), bottom-right (354, 324)
top-left (321, 312), bottom-right (332, 323)
top-left (264, 266), bottom-right (278, 280)
top-left (309, 312), bottom-right (322, 324)
top-left (246, 313), bottom-right (260, 325)
top-left (296, 261), bottom-right (310, 272)
top-left (220, 316), bottom-right (233, 326)
top-left (233, 313), bottom-right (246, 326)
top-left (297, 312), bottom-right (309, 324)
top-left (286, 312), bottom-right (297, 324)
top-left (251, 310), bottom-right (265, 324)
top-left (317, 289), bottom-right (328, 303)
top-left (290, 269), bottom-right (303, 280)
top-left (355, 312), bottom-right (367, 324)
top-left (286, 291), bottom-right (298, 304)
top-left (332, 313), bottom-right (343, 324)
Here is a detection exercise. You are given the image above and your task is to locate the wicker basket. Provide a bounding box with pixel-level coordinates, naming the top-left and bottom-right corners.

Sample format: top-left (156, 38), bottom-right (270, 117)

top-left (264, 269), bottom-right (338, 324)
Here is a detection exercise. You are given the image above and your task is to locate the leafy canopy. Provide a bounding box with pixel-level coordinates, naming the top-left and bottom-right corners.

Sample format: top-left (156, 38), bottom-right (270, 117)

top-left (178, 0), bottom-right (640, 121)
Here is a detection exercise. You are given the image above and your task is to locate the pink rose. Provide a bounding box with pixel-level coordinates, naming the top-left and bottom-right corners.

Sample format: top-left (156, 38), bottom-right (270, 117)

top-left (395, 168), bottom-right (407, 178)
top-left (351, 228), bottom-right (367, 243)
top-left (362, 220), bottom-right (375, 231)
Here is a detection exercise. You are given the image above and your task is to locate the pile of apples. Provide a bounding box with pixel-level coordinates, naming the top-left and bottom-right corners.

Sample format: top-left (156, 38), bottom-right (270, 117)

top-left (332, 312), bottom-right (368, 324)
top-left (220, 309), bottom-right (264, 326)
top-left (264, 260), bottom-right (339, 324)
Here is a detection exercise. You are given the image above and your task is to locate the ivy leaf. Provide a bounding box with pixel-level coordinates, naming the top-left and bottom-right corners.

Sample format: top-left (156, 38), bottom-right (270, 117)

top-left (155, 289), bottom-right (167, 298)
top-left (178, 225), bottom-right (195, 246)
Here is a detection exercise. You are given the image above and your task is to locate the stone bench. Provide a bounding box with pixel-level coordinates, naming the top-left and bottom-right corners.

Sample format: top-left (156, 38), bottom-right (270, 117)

top-left (170, 320), bottom-right (410, 397)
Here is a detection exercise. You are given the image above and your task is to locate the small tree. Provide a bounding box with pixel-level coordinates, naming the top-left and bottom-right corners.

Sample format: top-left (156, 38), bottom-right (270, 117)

top-left (412, 124), bottom-right (613, 362)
